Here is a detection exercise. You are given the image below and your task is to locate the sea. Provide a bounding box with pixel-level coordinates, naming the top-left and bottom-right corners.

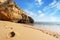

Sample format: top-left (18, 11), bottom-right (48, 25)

top-left (34, 22), bottom-right (60, 33)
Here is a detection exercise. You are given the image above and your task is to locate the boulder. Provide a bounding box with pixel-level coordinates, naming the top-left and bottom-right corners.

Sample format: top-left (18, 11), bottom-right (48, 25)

top-left (0, 0), bottom-right (34, 24)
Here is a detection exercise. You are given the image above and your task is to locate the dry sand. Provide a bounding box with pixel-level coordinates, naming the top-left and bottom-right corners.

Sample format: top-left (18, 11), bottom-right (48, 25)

top-left (0, 21), bottom-right (60, 40)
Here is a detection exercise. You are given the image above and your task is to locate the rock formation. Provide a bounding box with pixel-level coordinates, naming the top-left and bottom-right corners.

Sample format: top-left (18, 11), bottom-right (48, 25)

top-left (18, 15), bottom-right (34, 24)
top-left (0, 0), bottom-right (34, 24)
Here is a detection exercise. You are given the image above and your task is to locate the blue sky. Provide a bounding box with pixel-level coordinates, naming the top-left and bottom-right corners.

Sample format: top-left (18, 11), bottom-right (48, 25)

top-left (14, 0), bottom-right (60, 22)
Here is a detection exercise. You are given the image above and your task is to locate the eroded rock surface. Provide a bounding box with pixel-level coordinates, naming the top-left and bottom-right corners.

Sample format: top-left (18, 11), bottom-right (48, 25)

top-left (0, 0), bottom-right (34, 24)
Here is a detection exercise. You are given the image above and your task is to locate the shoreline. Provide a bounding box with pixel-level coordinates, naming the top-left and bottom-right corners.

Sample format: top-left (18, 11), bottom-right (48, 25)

top-left (23, 24), bottom-right (60, 39)
top-left (0, 21), bottom-right (60, 40)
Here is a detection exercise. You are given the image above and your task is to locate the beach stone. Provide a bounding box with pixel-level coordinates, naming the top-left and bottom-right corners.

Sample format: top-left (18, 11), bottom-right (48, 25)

top-left (0, 0), bottom-right (34, 24)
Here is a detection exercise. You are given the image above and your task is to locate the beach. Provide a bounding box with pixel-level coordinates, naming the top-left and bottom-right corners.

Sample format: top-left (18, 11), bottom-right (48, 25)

top-left (0, 21), bottom-right (60, 40)
top-left (0, 0), bottom-right (60, 40)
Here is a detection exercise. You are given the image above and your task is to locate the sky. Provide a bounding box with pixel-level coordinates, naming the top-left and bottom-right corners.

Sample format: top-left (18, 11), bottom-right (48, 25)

top-left (14, 0), bottom-right (60, 22)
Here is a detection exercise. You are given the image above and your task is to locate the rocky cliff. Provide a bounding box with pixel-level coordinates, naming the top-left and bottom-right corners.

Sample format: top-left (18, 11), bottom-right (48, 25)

top-left (0, 0), bottom-right (34, 24)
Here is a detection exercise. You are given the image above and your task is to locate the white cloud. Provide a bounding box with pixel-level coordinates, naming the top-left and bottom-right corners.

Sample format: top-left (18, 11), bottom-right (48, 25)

top-left (24, 10), bottom-right (35, 16)
top-left (50, 9), bottom-right (58, 16)
top-left (40, 14), bottom-right (45, 17)
top-left (43, 0), bottom-right (57, 11)
top-left (43, 0), bottom-right (60, 16)
top-left (38, 10), bottom-right (42, 14)
top-left (50, 16), bottom-right (57, 22)
top-left (33, 10), bottom-right (46, 22)
top-left (50, 2), bottom-right (60, 16)
top-left (50, 2), bottom-right (60, 9)
top-left (35, 0), bottom-right (43, 5)
top-left (56, 3), bottom-right (60, 9)
top-left (37, 0), bottom-right (42, 4)
top-left (38, 10), bottom-right (45, 17)
top-left (49, 0), bottom-right (57, 6)
top-left (35, 16), bottom-right (58, 22)
top-left (35, 0), bottom-right (42, 3)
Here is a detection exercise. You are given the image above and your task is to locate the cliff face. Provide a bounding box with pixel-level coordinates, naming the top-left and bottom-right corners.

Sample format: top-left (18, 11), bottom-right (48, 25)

top-left (0, 0), bottom-right (34, 24)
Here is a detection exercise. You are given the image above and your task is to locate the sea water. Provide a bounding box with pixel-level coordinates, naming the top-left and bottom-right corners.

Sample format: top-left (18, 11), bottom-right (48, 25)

top-left (34, 22), bottom-right (60, 33)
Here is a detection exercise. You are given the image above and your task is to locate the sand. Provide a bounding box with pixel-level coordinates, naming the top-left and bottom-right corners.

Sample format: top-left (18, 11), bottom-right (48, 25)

top-left (0, 21), bottom-right (60, 40)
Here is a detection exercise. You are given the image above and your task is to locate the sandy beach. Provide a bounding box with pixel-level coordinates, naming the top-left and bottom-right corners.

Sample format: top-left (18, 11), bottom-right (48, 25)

top-left (0, 21), bottom-right (60, 40)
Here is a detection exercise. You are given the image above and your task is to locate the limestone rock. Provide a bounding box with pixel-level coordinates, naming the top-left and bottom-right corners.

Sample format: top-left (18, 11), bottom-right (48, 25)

top-left (0, 0), bottom-right (7, 4)
top-left (0, 0), bottom-right (34, 24)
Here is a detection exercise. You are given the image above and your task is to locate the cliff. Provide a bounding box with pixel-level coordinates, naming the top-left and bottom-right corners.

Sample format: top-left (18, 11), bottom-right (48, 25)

top-left (0, 0), bottom-right (34, 24)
